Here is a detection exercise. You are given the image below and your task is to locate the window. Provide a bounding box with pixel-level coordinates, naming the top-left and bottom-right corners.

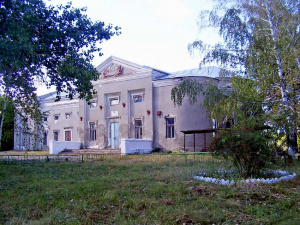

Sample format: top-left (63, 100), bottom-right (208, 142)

top-left (90, 123), bottom-right (96, 141)
top-left (135, 119), bottom-right (142, 139)
top-left (65, 113), bottom-right (71, 119)
top-left (53, 131), bottom-right (59, 141)
top-left (43, 132), bottom-right (47, 145)
top-left (44, 117), bottom-right (47, 122)
top-left (133, 95), bottom-right (143, 103)
top-left (65, 130), bottom-right (71, 141)
top-left (54, 114), bottom-right (59, 120)
top-left (90, 100), bottom-right (97, 108)
top-left (109, 96), bottom-right (119, 106)
top-left (166, 118), bottom-right (175, 138)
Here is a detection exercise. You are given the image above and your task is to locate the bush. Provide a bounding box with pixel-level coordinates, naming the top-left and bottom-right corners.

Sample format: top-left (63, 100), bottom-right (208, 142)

top-left (152, 147), bottom-right (161, 153)
top-left (210, 127), bottom-right (272, 178)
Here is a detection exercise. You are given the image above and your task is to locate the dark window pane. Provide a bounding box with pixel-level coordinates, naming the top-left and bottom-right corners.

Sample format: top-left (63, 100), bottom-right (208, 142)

top-left (134, 96), bottom-right (142, 103)
top-left (135, 120), bottom-right (142, 126)
top-left (167, 118), bottom-right (174, 125)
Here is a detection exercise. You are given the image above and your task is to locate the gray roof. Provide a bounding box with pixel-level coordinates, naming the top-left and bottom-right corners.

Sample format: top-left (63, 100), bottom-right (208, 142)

top-left (154, 66), bottom-right (222, 80)
top-left (38, 91), bottom-right (79, 102)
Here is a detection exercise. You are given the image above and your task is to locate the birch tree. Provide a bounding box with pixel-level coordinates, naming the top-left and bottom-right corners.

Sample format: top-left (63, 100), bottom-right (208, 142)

top-left (188, 0), bottom-right (299, 155)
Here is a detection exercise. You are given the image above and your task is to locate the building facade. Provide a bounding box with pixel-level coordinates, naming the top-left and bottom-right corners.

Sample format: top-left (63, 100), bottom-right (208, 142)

top-left (14, 56), bottom-right (230, 152)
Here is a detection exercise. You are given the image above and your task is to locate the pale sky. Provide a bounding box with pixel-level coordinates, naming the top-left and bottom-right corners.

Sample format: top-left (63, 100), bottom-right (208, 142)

top-left (38, 0), bottom-right (219, 95)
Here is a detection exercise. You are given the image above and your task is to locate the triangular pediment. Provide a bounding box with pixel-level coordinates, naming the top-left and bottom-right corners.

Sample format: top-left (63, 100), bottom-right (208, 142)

top-left (95, 56), bottom-right (151, 79)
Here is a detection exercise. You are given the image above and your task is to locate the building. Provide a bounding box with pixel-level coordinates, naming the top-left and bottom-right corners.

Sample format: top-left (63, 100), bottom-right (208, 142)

top-left (14, 56), bottom-right (230, 152)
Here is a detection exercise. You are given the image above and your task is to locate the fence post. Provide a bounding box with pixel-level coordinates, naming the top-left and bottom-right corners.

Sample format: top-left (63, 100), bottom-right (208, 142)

top-left (46, 155), bottom-right (49, 162)
top-left (184, 154), bottom-right (187, 163)
top-left (81, 154), bottom-right (84, 163)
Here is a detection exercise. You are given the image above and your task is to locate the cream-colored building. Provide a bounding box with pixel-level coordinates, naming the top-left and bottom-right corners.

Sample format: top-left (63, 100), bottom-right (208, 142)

top-left (14, 56), bottom-right (230, 152)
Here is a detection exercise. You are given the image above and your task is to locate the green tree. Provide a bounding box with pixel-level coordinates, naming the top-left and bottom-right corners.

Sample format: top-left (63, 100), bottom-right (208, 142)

top-left (172, 76), bottom-right (273, 177)
top-left (188, 0), bottom-right (299, 155)
top-left (172, 76), bottom-right (265, 128)
top-left (0, 0), bottom-right (120, 149)
top-left (0, 96), bottom-right (14, 150)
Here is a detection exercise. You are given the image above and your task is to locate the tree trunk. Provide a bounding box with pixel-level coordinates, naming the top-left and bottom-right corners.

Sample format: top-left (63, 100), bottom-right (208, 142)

top-left (265, 2), bottom-right (298, 155)
top-left (0, 94), bottom-right (8, 151)
top-left (287, 129), bottom-right (298, 156)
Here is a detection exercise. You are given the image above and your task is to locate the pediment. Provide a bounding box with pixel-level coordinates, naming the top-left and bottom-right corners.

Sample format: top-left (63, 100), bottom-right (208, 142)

top-left (96, 56), bottom-right (151, 79)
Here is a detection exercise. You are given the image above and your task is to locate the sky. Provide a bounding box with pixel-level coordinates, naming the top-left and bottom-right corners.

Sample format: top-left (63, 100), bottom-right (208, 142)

top-left (38, 0), bottom-right (220, 95)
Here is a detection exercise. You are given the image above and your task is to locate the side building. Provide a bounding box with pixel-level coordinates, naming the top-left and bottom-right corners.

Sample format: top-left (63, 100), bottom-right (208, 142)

top-left (14, 56), bottom-right (231, 152)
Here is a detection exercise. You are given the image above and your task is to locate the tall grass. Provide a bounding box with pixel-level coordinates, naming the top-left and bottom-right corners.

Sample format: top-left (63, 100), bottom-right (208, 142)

top-left (0, 156), bottom-right (299, 224)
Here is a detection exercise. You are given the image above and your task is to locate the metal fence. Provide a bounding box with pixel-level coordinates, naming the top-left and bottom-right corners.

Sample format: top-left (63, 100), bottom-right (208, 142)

top-left (0, 152), bottom-right (221, 164)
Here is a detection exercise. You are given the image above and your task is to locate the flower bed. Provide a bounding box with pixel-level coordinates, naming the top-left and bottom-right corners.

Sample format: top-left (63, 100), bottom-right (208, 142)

top-left (193, 170), bottom-right (297, 185)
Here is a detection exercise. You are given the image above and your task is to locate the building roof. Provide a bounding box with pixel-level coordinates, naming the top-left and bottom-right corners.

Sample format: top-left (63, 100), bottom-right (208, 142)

top-left (154, 66), bottom-right (222, 80)
top-left (38, 91), bottom-right (79, 103)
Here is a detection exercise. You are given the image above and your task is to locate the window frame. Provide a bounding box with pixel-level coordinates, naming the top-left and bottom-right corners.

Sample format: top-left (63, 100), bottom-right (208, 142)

top-left (108, 96), bottom-right (120, 106)
top-left (53, 131), bottom-right (59, 141)
top-left (89, 99), bottom-right (97, 108)
top-left (89, 122), bottom-right (97, 141)
top-left (166, 118), bottom-right (175, 139)
top-left (133, 94), bottom-right (143, 103)
top-left (65, 112), bottom-right (71, 119)
top-left (131, 92), bottom-right (144, 103)
top-left (64, 129), bottom-right (72, 141)
top-left (43, 132), bottom-right (47, 145)
top-left (134, 119), bottom-right (143, 139)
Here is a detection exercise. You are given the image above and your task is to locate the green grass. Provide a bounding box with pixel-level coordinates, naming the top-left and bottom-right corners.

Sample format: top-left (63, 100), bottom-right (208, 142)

top-left (0, 150), bottom-right (49, 156)
top-left (0, 156), bottom-right (299, 224)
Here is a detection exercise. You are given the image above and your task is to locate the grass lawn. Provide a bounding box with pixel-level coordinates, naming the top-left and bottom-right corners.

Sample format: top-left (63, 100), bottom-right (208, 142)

top-left (0, 155), bottom-right (299, 224)
top-left (0, 150), bottom-right (49, 156)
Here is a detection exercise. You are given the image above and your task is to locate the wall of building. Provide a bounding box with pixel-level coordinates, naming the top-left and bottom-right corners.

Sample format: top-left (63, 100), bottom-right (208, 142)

top-left (14, 115), bottom-right (39, 150)
top-left (153, 77), bottom-right (218, 151)
top-left (79, 67), bottom-right (154, 149)
top-left (42, 98), bottom-right (80, 148)
top-left (14, 56), bottom-right (226, 152)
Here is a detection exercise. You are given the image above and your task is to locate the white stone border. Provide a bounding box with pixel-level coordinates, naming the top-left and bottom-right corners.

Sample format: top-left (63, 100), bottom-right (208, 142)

top-left (193, 170), bottom-right (297, 185)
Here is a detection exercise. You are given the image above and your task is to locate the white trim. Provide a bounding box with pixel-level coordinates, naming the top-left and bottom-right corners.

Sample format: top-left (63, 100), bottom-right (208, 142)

top-left (131, 92), bottom-right (144, 103)
top-left (165, 113), bottom-right (176, 119)
top-left (89, 99), bottom-right (98, 108)
top-left (132, 117), bottom-right (144, 125)
top-left (108, 96), bottom-right (120, 106)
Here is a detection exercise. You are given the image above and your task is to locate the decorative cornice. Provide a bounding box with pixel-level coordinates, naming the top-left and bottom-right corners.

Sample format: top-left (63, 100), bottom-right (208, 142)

top-left (92, 71), bottom-right (152, 86)
top-left (96, 56), bottom-right (151, 74)
top-left (42, 101), bottom-right (79, 111)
